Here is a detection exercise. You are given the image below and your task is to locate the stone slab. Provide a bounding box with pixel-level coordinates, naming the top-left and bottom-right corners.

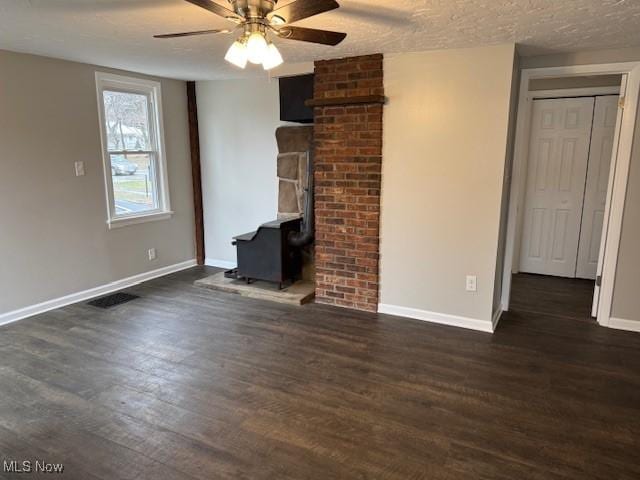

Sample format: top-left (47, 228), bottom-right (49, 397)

top-left (276, 125), bottom-right (313, 153)
top-left (277, 153), bottom-right (300, 180)
top-left (278, 179), bottom-right (299, 213)
top-left (195, 272), bottom-right (315, 306)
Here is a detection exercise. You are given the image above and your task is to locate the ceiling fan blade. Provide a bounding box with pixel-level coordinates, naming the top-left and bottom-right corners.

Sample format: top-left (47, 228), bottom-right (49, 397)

top-left (275, 26), bottom-right (346, 46)
top-left (268, 0), bottom-right (339, 25)
top-left (184, 0), bottom-right (243, 22)
top-left (154, 29), bottom-right (232, 39)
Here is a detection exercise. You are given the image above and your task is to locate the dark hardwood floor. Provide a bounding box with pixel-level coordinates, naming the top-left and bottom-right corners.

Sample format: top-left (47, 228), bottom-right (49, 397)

top-left (510, 273), bottom-right (596, 322)
top-left (1, 267), bottom-right (639, 479)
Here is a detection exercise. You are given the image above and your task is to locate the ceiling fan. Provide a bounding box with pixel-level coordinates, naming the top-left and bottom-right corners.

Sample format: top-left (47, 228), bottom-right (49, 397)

top-left (154, 0), bottom-right (347, 70)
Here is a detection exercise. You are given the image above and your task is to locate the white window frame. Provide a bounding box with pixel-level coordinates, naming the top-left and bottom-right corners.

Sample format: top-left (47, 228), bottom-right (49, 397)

top-left (95, 72), bottom-right (172, 229)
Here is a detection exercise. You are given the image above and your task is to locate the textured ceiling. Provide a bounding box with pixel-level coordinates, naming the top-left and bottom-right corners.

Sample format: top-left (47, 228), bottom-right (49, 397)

top-left (1, 0), bottom-right (640, 80)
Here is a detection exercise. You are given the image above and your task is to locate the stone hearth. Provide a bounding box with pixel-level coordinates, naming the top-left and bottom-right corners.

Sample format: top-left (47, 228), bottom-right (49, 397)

top-left (276, 125), bottom-right (315, 282)
top-left (276, 126), bottom-right (313, 218)
top-left (195, 272), bottom-right (315, 306)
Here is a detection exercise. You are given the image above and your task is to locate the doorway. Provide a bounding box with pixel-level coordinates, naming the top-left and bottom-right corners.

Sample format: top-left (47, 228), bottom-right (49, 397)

top-left (518, 94), bottom-right (619, 280)
top-left (501, 62), bottom-right (640, 330)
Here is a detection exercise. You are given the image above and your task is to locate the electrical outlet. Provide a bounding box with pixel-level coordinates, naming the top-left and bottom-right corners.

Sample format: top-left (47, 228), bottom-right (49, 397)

top-left (74, 161), bottom-right (85, 177)
top-left (466, 275), bottom-right (477, 292)
top-left (148, 248), bottom-right (157, 261)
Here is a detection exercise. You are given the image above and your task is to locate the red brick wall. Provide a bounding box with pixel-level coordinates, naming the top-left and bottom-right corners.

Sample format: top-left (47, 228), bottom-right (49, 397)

top-left (313, 54), bottom-right (384, 312)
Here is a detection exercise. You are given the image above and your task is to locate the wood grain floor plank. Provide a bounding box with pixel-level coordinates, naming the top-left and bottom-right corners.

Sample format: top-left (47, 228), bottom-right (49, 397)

top-left (0, 268), bottom-right (638, 479)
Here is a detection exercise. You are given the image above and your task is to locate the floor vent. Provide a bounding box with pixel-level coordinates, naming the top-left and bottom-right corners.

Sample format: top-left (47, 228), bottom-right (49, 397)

top-left (88, 292), bottom-right (139, 309)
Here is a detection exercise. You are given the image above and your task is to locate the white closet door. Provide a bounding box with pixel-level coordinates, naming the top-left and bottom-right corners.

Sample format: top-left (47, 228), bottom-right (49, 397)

top-left (576, 95), bottom-right (619, 279)
top-left (519, 97), bottom-right (595, 277)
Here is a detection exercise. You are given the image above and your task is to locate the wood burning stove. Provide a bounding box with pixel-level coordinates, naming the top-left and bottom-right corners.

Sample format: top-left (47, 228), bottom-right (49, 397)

top-left (230, 218), bottom-right (303, 289)
top-left (227, 134), bottom-right (315, 290)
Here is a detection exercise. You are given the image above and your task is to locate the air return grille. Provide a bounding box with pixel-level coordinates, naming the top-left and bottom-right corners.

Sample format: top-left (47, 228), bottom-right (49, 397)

top-left (88, 292), bottom-right (139, 309)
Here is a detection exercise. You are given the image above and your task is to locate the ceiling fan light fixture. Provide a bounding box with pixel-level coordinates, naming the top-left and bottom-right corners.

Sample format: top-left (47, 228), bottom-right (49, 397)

top-left (246, 31), bottom-right (268, 64)
top-left (155, 0), bottom-right (347, 70)
top-left (270, 15), bottom-right (286, 26)
top-left (225, 39), bottom-right (248, 69)
top-left (262, 43), bottom-right (284, 70)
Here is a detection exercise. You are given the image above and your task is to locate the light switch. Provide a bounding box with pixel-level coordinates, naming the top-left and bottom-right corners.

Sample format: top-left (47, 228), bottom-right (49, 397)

top-left (74, 161), bottom-right (85, 177)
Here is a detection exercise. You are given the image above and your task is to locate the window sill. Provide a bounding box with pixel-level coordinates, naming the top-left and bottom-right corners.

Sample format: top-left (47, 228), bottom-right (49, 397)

top-left (107, 211), bottom-right (174, 230)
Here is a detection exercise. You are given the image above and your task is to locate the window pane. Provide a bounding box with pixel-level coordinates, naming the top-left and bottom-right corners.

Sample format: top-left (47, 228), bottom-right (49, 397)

top-left (110, 153), bottom-right (158, 215)
top-left (103, 90), bottom-right (151, 152)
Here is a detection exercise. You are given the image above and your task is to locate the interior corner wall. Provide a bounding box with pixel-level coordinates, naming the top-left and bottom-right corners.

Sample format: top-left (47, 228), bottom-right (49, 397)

top-left (0, 50), bottom-right (196, 316)
top-left (492, 50), bottom-right (521, 317)
top-left (611, 94), bottom-right (640, 323)
top-left (196, 78), bottom-right (284, 267)
top-left (379, 44), bottom-right (517, 324)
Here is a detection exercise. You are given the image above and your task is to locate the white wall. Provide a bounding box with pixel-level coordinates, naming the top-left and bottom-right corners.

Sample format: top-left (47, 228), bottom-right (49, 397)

top-left (197, 78), bottom-right (284, 267)
top-left (379, 44), bottom-right (517, 327)
top-left (0, 50), bottom-right (196, 317)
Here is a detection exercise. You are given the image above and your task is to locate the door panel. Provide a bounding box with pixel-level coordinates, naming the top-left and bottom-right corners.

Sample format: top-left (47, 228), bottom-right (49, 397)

top-left (551, 209), bottom-right (570, 261)
top-left (577, 95), bottom-right (618, 279)
top-left (519, 97), bottom-right (595, 277)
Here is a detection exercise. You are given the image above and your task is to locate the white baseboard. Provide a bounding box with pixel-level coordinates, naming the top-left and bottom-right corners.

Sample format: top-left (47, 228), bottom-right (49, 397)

top-left (0, 259), bottom-right (197, 327)
top-left (205, 258), bottom-right (236, 270)
top-left (608, 317), bottom-right (640, 333)
top-left (378, 303), bottom-right (495, 334)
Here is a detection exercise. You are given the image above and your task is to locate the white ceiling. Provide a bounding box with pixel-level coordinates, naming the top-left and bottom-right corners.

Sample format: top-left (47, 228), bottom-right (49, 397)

top-left (2, 0), bottom-right (640, 80)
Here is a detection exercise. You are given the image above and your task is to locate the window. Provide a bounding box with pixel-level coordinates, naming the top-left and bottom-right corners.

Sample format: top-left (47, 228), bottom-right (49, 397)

top-left (96, 73), bottom-right (171, 228)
